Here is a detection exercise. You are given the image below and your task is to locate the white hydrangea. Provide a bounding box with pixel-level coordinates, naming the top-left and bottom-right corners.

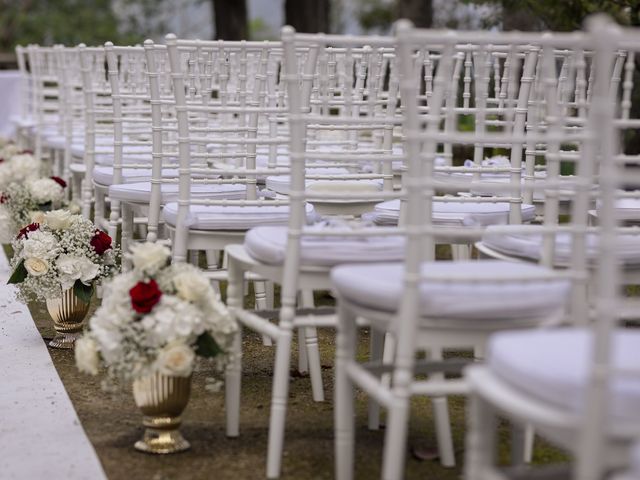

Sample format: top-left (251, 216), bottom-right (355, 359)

top-left (10, 154), bottom-right (41, 182)
top-left (28, 178), bottom-right (64, 204)
top-left (21, 230), bottom-right (60, 260)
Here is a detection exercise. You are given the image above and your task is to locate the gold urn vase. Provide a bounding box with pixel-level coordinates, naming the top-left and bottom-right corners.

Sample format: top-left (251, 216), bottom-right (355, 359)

top-left (132, 372), bottom-right (192, 454)
top-left (45, 288), bottom-right (91, 349)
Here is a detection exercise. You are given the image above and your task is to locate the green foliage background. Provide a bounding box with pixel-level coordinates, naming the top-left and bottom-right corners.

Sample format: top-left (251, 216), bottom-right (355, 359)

top-left (0, 0), bottom-right (143, 50)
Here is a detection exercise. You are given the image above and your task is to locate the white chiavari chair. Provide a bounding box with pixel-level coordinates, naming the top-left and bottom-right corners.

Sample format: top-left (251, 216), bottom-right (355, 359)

top-left (464, 16), bottom-right (640, 480)
top-left (224, 29), bottom-right (408, 478)
top-left (27, 45), bottom-right (63, 165)
top-left (331, 22), bottom-right (598, 480)
top-left (10, 45), bottom-right (36, 149)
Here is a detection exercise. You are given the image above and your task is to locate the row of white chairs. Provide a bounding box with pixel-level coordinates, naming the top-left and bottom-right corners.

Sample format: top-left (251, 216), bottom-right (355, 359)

top-left (9, 15), bottom-right (640, 480)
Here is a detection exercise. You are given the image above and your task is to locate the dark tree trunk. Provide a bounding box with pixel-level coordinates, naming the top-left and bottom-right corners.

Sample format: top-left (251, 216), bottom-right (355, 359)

top-left (501, 0), bottom-right (541, 31)
top-left (285, 0), bottom-right (330, 33)
top-left (212, 0), bottom-right (248, 40)
top-left (396, 0), bottom-right (432, 28)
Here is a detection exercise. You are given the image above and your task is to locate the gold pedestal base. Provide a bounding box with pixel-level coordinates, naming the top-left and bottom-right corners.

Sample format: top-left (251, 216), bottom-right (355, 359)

top-left (135, 422), bottom-right (191, 454)
top-left (48, 332), bottom-right (81, 349)
top-left (132, 373), bottom-right (192, 455)
top-left (46, 288), bottom-right (90, 350)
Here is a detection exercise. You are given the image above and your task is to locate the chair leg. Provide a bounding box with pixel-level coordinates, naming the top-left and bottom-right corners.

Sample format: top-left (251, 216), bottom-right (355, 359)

top-left (430, 349), bottom-right (455, 467)
top-left (524, 424), bottom-right (535, 463)
top-left (368, 329), bottom-right (385, 430)
top-left (335, 302), bottom-right (357, 480)
top-left (381, 395), bottom-right (411, 480)
top-left (300, 289), bottom-right (324, 402)
top-left (121, 204), bottom-right (133, 271)
top-left (255, 281), bottom-right (274, 346)
top-left (266, 320), bottom-right (294, 479)
top-left (94, 191), bottom-right (105, 231)
top-left (107, 199), bottom-right (120, 250)
top-left (464, 391), bottom-right (497, 480)
top-left (225, 256), bottom-right (245, 438)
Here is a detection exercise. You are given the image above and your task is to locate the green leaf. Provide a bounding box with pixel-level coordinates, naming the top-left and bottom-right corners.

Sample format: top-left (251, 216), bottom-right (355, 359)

top-left (73, 280), bottom-right (93, 304)
top-left (195, 332), bottom-right (223, 358)
top-left (7, 260), bottom-right (28, 284)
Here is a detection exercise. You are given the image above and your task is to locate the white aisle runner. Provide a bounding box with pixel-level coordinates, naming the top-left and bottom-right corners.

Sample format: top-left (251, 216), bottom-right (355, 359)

top-left (0, 250), bottom-right (106, 479)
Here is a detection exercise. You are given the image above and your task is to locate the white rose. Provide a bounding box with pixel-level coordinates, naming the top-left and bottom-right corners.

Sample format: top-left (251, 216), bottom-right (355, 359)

top-left (28, 178), bottom-right (64, 204)
top-left (24, 257), bottom-right (49, 276)
top-left (43, 209), bottom-right (73, 230)
top-left (154, 342), bottom-right (195, 377)
top-left (68, 202), bottom-right (81, 214)
top-left (22, 230), bottom-right (59, 260)
top-left (75, 336), bottom-right (100, 375)
top-left (56, 255), bottom-right (100, 290)
top-left (29, 210), bottom-right (46, 224)
top-left (173, 272), bottom-right (211, 303)
top-left (129, 242), bottom-right (170, 275)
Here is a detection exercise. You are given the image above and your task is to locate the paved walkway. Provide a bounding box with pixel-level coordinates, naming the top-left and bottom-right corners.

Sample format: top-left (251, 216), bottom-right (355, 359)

top-left (0, 250), bottom-right (106, 479)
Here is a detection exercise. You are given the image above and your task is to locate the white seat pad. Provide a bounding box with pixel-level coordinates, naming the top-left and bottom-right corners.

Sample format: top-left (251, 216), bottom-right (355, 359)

top-left (69, 163), bottom-right (86, 174)
top-left (331, 260), bottom-right (569, 320)
top-left (481, 228), bottom-right (640, 266)
top-left (163, 202), bottom-right (316, 231)
top-left (488, 328), bottom-right (640, 423)
top-left (372, 199), bottom-right (536, 226)
top-left (93, 167), bottom-right (179, 186)
top-left (109, 182), bottom-right (247, 203)
top-left (244, 226), bottom-right (405, 266)
top-left (265, 171), bottom-right (381, 196)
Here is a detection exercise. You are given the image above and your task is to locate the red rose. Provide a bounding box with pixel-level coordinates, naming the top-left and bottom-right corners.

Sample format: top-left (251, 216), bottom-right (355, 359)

top-left (0, 193), bottom-right (9, 204)
top-left (90, 229), bottom-right (112, 255)
top-left (130, 279), bottom-right (162, 314)
top-left (0, 158), bottom-right (4, 163)
top-left (50, 176), bottom-right (67, 189)
top-left (17, 223), bottom-right (40, 240)
top-left (20, 149), bottom-right (33, 155)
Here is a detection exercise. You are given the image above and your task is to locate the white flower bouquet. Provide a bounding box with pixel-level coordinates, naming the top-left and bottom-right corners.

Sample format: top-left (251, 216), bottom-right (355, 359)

top-left (7, 210), bottom-right (119, 303)
top-left (0, 177), bottom-right (68, 241)
top-left (75, 242), bottom-right (237, 384)
top-left (0, 149), bottom-right (43, 190)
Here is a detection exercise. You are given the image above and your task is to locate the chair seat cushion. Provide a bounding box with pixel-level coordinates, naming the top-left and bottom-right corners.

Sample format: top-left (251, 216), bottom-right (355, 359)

top-left (488, 328), bottom-right (640, 423)
top-left (331, 260), bottom-right (569, 321)
top-left (163, 202), bottom-right (316, 231)
top-left (109, 182), bottom-right (247, 203)
top-left (265, 171), bottom-right (381, 196)
top-left (92, 166), bottom-right (179, 186)
top-left (244, 225), bottom-right (405, 266)
top-left (9, 115), bottom-right (35, 128)
top-left (69, 163), bottom-right (86, 174)
top-left (43, 134), bottom-right (83, 150)
top-left (480, 228), bottom-right (640, 266)
top-left (372, 199), bottom-right (536, 226)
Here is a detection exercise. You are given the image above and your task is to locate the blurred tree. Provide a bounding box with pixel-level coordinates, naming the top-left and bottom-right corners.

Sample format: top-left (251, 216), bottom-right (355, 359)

top-left (463, 0), bottom-right (637, 30)
top-left (0, 0), bottom-right (140, 50)
top-left (212, 0), bottom-right (247, 39)
top-left (355, 0), bottom-right (433, 34)
top-left (285, 0), bottom-right (331, 33)
top-left (397, 0), bottom-right (432, 27)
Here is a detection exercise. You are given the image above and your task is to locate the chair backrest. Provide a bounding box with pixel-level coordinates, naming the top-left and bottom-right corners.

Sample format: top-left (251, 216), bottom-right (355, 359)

top-left (575, 17), bottom-right (640, 479)
top-left (279, 27), bottom-right (403, 319)
top-left (14, 45), bottom-right (35, 123)
top-left (165, 35), bottom-right (292, 262)
top-left (27, 45), bottom-right (62, 160)
top-left (396, 22), bottom-right (598, 330)
top-left (78, 44), bottom-right (110, 218)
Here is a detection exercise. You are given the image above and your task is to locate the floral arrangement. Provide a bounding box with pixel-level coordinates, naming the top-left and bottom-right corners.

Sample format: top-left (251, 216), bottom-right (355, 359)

top-left (0, 177), bottom-right (69, 241)
top-left (8, 210), bottom-right (118, 303)
top-left (75, 242), bottom-right (237, 385)
top-left (0, 149), bottom-right (42, 190)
